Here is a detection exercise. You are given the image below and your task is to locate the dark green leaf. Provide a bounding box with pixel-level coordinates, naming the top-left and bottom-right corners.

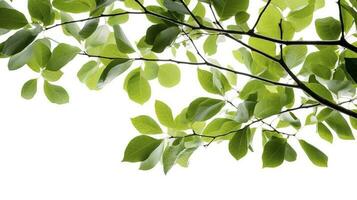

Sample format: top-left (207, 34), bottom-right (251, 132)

top-left (140, 141), bottom-right (165, 170)
top-left (186, 97), bottom-right (225, 122)
top-left (284, 143), bottom-right (297, 162)
top-left (212, 0), bottom-right (249, 19)
top-left (46, 43), bottom-right (81, 71)
top-left (162, 139), bottom-right (185, 174)
top-left (345, 58), bottom-right (357, 83)
top-left (299, 139), bottom-right (328, 167)
top-left (28, 0), bottom-right (55, 26)
top-left (0, 8), bottom-right (28, 29)
top-left (79, 18), bottom-right (99, 39)
top-left (98, 58), bottom-right (132, 88)
top-left (113, 24), bottom-right (135, 53)
top-left (152, 26), bottom-right (180, 53)
top-left (317, 122), bottom-right (333, 143)
top-left (1, 27), bottom-right (40, 56)
top-left (262, 137), bottom-right (286, 168)
top-left (229, 128), bottom-right (249, 160)
top-left (123, 135), bottom-right (163, 162)
top-left (325, 111), bottom-right (354, 140)
top-left (315, 17), bottom-right (341, 40)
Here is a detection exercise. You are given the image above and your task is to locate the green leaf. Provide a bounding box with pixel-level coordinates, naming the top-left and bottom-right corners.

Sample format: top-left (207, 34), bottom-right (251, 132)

top-left (145, 24), bottom-right (168, 45)
top-left (98, 58), bottom-right (133, 88)
top-left (155, 100), bottom-right (175, 128)
top-left (41, 70), bottom-right (63, 82)
top-left (8, 43), bottom-right (34, 70)
top-left (53, 0), bottom-right (95, 13)
top-left (203, 35), bottom-right (218, 56)
top-left (90, 0), bottom-right (115, 16)
top-left (203, 118), bottom-right (240, 137)
top-left (299, 139), bottom-right (328, 167)
top-left (325, 111), bottom-right (354, 140)
top-left (235, 100), bottom-right (256, 123)
top-left (349, 109), bottom-right (357, 129)
top-left (284, 143), bottom-right (297, 162)
top-left (278, 112), bottom-right (301, 130)
top-left (186, 50), bottom-right (197, 62)
top-left (46, 43), bottom-right (81, 71)
top-left (176, 147), bottom-right (197, 168)
top-left (123, 135), bottom-right (163, 162)
top-left (131, 115), bottom-right (163, 134)
top-left (306, 83), bottom-right (334, 102)
top-left (300, 49), bottom-right (337, 79)
top-left (262, 137), bottom-right (286, 168)
top-left (21, 79), bottom-right (37, 100)
top-left (197, 68), bottom-right (231, 95)
top-left (317, 122), bottom-right (333, 143)
top-left (0, 8), bottom-right (28, 29)
top-left (43, 81), bottom-right (69, 104)
top-left (212, 0), bottom-right (249, 19)
top-left (79, 18), bottom-right (99, 39)
top-left (28, 0), bottom-right (55, 26)
top-left (254, 93), bottom-right (282, 118)
top-left (229, 128), bottom-right (249, 160)
top-left (286, 0), bottom-right (315, 32)
top-left (85, 25), bottom-right (110, 47)
top-left (113, 24), bottom-right (135, 53)
top-left (143, 61), bottom-right (159, 80)
top-left (256, 4), bottom-right (282, 39)
top-left (152, 26), bottom-right (180, 53)
top-left (197, 68), bottom-right (220, 94)
top-left (315, 17), bottom-right (341, 40)
top-left (162, 139), bottom-right (185, 174)
top-left (345, 58), bottom-right (357, 83)
top-left (26, 39), bottom-right (52, 71)
top-left (186, 97), bottom-right (225, 122)
top-left (77, 61), bottom-right (98, 83)
top-left (235, 11), bottom-right (250, 24)
top-left (60, 12), bottom-right (81, 41)
top-left (126, 70), bottom-right (151, 104)
top-left (108, 8), bottom-right (129, 25)
top-left (163, 0), bottom-right (189, 14)
top-left (283, 45), bottom-right (307, 68)
top-left (158, 64), bottom-right (181, 88)
top-left (140, 141), bottom-right (165, 170)
top-left (1, 27), bottom-right (40, 56)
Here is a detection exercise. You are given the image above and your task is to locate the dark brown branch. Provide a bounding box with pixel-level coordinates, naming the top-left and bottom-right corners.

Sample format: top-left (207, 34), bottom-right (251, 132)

top-left (337, 0), bottom-right (345, 39)
top-left (222, 31), bottom-right (357, 118)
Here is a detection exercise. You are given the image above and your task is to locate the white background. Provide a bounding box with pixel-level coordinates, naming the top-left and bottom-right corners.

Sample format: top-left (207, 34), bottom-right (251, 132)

top-left (1, 1), bottom-right (357, 199)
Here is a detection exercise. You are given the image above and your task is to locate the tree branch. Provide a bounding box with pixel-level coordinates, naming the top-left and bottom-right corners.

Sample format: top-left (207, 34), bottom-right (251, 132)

top-left (169, 98), bottom-right (355, 145)
top-left (43, 6), bottom-right (357, 53)
top-left (337, 0), bottom-right (345, 39)
top-left (250, 0), bottom-right (272, 33)
top-left (179, 0), bottom-right (201, 27)
top-left (79, 52), bottom-right (298, 88)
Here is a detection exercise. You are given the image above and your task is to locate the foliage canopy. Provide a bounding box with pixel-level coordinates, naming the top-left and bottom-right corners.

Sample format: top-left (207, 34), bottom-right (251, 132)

top-left (1, 0), bottom-right (357, 173)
